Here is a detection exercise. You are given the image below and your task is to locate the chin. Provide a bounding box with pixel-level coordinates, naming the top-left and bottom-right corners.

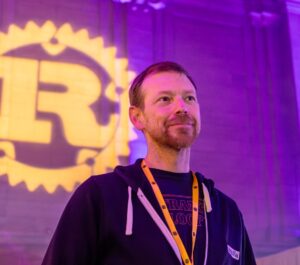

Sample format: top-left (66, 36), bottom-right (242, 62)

top-left (166, 137), bottom-right (195, 150)
top-left (168, 131), bottom-right (196, 145)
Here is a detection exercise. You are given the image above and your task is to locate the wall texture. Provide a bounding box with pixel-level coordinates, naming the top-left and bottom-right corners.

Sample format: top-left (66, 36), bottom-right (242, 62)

top-left (0, 0), bottom-right (299, 264)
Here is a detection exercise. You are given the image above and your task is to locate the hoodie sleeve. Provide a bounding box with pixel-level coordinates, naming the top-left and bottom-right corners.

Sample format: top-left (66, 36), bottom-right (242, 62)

top-left (242, 226), bottom-right (257, 265)
top-left (41, 177), bottom-right (103, 265)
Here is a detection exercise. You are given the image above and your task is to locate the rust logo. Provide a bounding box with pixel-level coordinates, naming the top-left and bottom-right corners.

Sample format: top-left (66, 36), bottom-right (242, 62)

top-left (0, 21), bottom-right (135, 193)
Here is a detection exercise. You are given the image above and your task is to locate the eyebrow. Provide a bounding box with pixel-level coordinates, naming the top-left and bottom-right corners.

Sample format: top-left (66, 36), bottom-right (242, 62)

top-left (156, 89), bottom-right (196, 95)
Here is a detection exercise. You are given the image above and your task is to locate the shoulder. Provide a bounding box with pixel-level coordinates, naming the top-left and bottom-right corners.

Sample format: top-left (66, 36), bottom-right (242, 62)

top-left (197, 172), bottom-right (241, 217)
top-left (88, 171), bottom-right (122, 187)
top-left (72, 160), bottom-right (142, 201)
top-left (213, 187), bottom-right (239, 211)
top-left (74, 171), bottom-right (125, 198)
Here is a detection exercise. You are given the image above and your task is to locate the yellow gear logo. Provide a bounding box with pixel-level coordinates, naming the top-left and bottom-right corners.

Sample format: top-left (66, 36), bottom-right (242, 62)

top-left (0, 21), bottom-right (136, 193)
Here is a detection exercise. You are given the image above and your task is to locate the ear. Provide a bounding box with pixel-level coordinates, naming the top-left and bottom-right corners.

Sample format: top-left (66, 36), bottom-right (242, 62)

top-left (129, 106), bottom-right (145, 131)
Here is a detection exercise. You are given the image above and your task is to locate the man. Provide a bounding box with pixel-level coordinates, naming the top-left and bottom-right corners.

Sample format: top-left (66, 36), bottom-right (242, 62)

top-left (42, 62), bottom-right (256, 265)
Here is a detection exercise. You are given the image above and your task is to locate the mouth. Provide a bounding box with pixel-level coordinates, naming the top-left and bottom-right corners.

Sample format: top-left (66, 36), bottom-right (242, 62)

top-left (167, 116), bottom-right (195, 127)
top-left (166, 121), bottom-right (196, 133)
top-left (168, 123), bottom-right (194, 127)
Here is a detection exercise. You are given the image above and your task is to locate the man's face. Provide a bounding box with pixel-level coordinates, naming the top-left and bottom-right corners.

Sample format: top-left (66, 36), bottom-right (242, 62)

top-left (138, 71), bottom-right (201, 150)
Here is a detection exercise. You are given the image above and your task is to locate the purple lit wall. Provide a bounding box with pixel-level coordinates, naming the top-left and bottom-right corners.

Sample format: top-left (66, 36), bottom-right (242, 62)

top-left (287, 1), bottom-right (300, 126)
top-left (0, 0), bottom-right (299, 264)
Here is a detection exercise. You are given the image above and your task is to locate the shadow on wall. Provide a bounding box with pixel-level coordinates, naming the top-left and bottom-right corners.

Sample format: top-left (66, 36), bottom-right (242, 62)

top-left (0, 243), bottom-right (44, 265)
top-left (256, 246), bottom-right (300, 265)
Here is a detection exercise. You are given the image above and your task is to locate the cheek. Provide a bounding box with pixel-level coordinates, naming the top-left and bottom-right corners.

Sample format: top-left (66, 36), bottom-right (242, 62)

top-left (190, 108), bottom-right (199, 120)
top-left (197, 111), bottom-right (201, 123)
top-left (196, 113), bottom-right (201, 132)
top-left (189, 105), bottom-right (199, 117)
top-left (150, 116), bottom-right (167, 130)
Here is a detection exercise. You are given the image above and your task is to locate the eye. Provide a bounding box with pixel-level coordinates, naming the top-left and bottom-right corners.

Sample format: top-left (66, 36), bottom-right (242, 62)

top-left (185, 95), bottom-right (196, 102)
top-left (158, 96), bottom-right (171, 103)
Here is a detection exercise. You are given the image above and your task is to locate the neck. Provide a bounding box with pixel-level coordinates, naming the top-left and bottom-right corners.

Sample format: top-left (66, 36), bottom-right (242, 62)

top-left (144, 144), bottom-right (191, 173)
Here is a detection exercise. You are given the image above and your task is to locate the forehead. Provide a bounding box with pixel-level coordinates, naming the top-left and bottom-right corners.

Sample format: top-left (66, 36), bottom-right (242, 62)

top-left (141, 71), bottom-right (196, 95)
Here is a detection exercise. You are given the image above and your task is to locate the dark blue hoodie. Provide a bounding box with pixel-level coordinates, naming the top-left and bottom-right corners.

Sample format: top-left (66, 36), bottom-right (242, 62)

top-left (42, 159), bottom-right (256, 265)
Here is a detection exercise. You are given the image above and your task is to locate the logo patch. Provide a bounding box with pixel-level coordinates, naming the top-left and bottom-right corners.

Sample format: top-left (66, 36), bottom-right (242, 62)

top-left (227, 244), bottom-right (240, 260)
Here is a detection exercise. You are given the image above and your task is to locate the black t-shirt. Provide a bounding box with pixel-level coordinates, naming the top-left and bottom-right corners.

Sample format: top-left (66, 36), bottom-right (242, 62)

top-left (150, 168), bottom-right (206, 265)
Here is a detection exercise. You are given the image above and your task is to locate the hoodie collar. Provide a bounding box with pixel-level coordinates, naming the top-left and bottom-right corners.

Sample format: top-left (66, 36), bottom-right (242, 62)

top-left (115, 158), bottom-right (214, 211)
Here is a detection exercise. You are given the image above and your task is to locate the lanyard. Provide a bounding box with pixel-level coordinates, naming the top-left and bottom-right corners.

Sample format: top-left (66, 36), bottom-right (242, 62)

top-left (141, 159), bottom-right (199, 265)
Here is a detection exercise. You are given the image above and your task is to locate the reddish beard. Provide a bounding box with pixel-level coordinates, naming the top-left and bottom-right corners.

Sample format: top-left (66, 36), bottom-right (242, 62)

top-left (166, 114), bottom-right (196, 128)
top-left (163, 113), bottom-right (199, 150)
top-left (144, 112), bottom-right (200, 151)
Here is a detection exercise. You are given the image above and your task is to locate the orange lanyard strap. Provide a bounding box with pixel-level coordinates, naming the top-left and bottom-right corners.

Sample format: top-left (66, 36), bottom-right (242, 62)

top-left (141, 160), bottom-right (199, 265)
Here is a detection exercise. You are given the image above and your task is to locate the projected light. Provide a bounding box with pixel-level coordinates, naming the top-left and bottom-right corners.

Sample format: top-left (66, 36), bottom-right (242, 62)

top-left (0, 21), bottom-right (136, 193)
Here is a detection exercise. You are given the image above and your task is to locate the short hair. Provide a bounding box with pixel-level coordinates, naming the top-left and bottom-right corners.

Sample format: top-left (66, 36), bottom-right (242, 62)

top-left (129, 61), bottom-right (197, 109)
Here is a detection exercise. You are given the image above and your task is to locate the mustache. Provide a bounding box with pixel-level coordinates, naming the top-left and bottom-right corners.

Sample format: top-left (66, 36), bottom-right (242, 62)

top-left (166, 113), bottom-right (196, 126)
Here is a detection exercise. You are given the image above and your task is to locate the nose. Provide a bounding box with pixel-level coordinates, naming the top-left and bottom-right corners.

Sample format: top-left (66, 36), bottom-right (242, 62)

top-left (175, 97), bottom-right (187, 114)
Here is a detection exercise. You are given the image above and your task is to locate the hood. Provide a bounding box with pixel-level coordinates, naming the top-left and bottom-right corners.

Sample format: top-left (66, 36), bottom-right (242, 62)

top-left (115, 158), bottom-right (215, 190)
top-left (115, 158), bottom-right (213, 213)
top-left (114, 158), bottom-right (148, 192)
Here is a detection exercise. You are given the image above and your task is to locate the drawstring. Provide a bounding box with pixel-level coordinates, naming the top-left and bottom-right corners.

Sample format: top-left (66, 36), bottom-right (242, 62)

top-left (203, 206), bottom-right (209, 265)
top-left (137, 188), bottom-right (182, 262)
top-left (202, 183), bottom-right (212, 213)
top-left (125, 186), bottom-right (133, 235)
top-left (125, 183), bottom-right (212, 265)
top-left (202, 182), bottom-right (211, 265)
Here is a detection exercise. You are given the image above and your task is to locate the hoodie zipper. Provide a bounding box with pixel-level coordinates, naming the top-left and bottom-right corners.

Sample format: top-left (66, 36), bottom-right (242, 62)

top-left (124, 186), bottom-right (210, 265)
